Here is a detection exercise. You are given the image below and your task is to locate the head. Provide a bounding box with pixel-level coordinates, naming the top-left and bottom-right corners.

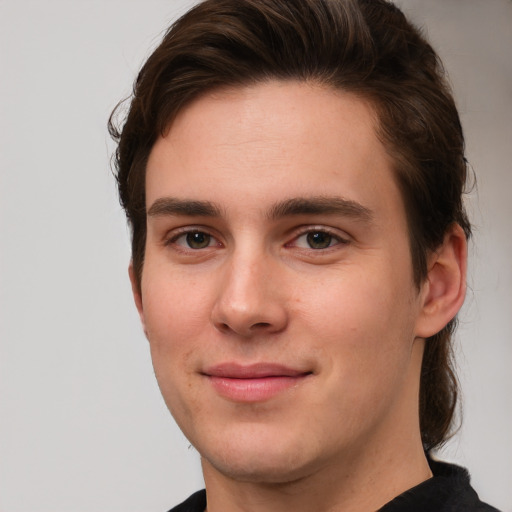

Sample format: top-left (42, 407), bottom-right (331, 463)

top-left (110, 0), bottom-right (470, 454)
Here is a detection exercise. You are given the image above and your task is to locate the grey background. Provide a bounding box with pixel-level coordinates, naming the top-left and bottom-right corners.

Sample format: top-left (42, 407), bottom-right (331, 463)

top-left (0, 1), bottom-right (510, 510)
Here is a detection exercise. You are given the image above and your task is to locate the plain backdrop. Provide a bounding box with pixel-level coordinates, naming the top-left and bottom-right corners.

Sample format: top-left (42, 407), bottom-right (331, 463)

top-left (0, 1), bottom-right (510, 511)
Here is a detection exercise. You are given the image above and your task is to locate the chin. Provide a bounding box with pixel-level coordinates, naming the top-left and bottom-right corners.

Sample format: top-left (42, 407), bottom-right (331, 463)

top-left (205, 455), bottom-right (314, 484)
top-left (198, 431), bottom-right (325, 484)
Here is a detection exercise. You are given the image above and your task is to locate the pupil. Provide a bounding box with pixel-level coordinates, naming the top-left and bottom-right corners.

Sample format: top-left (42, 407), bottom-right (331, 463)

top-left (307, 232), bottom-right (332, 249)
top-left (187, 232), bottom-right (210, 249)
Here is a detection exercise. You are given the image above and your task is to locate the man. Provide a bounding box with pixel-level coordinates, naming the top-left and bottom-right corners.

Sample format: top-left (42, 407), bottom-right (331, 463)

top-left (109, 0), bottom-right (500, 510)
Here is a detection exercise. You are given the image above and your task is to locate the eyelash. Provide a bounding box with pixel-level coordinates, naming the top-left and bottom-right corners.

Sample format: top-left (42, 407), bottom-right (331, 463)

top-left (165, 228), bottom-right (222, 250)
top-left (164, 226), bottom-right (349, 252)
top-left (288, 227), bottom-right (349, 251)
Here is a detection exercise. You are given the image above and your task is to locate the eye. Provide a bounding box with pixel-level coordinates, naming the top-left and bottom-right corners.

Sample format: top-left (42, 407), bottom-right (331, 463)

top-left (305, 231), bottom-right (333, 249)
top-left (171, 230), bottom-right (218, 249)
top-left (292, 229), bottom-right (346, 250)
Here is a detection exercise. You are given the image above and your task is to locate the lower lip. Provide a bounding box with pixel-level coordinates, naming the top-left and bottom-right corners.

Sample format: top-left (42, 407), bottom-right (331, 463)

top-left (207, 375), bottom-right (308, 402)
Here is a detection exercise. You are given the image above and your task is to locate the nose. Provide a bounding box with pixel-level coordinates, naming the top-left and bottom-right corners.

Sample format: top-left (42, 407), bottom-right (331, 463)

top-left (210, 252), bottom-right (288, 338)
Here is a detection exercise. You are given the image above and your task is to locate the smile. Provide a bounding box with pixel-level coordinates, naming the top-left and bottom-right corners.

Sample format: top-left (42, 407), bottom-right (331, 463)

top-left (202, 363), bottom-right (312, 403)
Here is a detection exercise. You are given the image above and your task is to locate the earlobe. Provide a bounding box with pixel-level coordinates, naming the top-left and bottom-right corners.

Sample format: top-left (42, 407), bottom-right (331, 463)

top-left (415, 224), bottom-right (468, 338)
top-left (128, 261), bottom-right (147, 337)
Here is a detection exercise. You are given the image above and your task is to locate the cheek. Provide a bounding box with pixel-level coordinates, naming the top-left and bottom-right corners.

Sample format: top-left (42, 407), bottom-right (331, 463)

top-left (298, 262), bottom-right (414, 333)
top-left (299, 264), bottom-right (418, 383)
top-left (141, 273), bottom-right (210, 425)
top-left (302, 295), bottom-right (417, 441)
top-left (140, 269), bottom-right (214, 403)
top-left (142, 265), bottom-right (213, 349)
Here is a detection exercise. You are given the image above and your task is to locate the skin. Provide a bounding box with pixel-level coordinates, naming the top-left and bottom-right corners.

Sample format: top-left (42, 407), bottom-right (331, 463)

top-left (131, 81), bottom-right (467, 512)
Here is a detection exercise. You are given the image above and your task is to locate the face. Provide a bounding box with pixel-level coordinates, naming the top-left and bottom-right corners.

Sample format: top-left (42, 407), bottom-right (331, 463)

top-left (137, 81), bottom-right (429, 483)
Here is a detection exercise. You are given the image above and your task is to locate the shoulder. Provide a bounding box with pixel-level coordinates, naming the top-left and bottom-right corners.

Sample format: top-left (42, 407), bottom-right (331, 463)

top-left (166, 490), bottom-right (206, 512)
top-left (379, 458), bottom-right (501, 512)
top-left (429, 458), bottom-right (500, 512)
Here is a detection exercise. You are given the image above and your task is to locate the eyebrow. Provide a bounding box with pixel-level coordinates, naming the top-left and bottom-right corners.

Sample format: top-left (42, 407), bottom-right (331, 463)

top-left (147, 198), bottom-right (222, 217)
top-left (268, 196), bottom-right (374, 222)
top-left (147, 195), bottom-right (373, 222)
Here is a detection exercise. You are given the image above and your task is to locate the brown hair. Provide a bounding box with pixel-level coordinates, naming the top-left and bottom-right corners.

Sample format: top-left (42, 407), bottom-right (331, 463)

top-left (109, 0), bottom-right (471, 451)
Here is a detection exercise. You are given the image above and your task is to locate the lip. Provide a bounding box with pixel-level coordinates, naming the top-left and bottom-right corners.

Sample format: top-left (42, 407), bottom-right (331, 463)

top-left (202, 363), bottom-right (312, 403)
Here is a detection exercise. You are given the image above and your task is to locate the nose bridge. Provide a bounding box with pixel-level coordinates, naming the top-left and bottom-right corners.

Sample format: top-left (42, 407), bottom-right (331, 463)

top-left (211, 243), bottom-right (287, 336)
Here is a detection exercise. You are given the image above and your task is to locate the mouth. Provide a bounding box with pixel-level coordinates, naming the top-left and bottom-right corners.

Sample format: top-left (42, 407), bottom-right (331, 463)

top-left (201, 363), bottom-right (313, 403)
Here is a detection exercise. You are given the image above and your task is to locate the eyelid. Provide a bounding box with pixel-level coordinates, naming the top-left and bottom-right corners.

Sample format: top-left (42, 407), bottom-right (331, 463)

top-left (164, 226), bottom-right (223, 248)
top-left (161, 224), bottom-right (349, 250)
top-left (286, 225), bottom-right (350, 249)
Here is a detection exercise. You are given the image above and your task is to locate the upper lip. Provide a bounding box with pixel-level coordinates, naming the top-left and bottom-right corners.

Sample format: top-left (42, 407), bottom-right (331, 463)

top-left (202, 362), bottom-right (311, 379)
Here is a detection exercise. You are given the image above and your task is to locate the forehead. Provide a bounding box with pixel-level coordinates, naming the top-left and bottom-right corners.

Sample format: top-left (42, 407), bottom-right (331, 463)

top-left (146, 80), bottom-right (403, 223)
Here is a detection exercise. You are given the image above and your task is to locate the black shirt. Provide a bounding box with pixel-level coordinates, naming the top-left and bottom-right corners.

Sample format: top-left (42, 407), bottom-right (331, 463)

top-left (167, 459), bottom-right (500, 512)
top-left (378, 458), bottom-right (500, 511)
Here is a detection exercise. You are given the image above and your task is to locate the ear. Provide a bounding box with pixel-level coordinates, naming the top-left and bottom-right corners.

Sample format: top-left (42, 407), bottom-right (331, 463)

top-left (128, 261), bottom-right (148, 337)
top-left (415, 224), bottom-right (468, 338)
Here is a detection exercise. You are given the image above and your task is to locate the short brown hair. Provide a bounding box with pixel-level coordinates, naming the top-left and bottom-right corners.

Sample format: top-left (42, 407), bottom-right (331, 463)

top-left (109, 0), bottom-right (471, 451)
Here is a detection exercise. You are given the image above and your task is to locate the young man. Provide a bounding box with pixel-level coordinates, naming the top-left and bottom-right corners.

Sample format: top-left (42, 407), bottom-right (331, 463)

top-left (110, 0), bottom-right (500, 510)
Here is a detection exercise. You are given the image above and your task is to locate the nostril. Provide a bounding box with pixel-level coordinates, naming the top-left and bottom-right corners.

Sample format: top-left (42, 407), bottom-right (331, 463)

top-left (251, 322), bottom-right (272, 330)
top-left (219, 322), bottom-right (231, 332)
